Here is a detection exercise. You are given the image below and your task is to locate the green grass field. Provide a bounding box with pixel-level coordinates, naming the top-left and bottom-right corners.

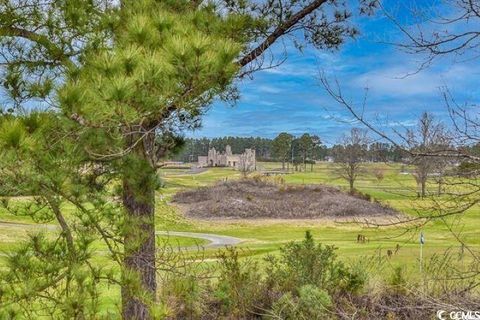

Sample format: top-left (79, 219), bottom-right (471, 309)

top-left (156, 162), bottom-right (480, 268)
top-left (1, 162), bottom-right (479, 273)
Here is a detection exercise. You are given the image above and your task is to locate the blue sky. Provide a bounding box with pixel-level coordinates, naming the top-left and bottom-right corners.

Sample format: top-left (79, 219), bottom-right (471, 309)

top-left (190, 1), bottom-right (480, 145)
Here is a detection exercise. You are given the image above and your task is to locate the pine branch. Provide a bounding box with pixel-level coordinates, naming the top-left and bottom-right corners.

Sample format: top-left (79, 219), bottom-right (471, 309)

top-left (238, 0), bottom-right (328, 67)
top-left (0, 26), bottom-right (74, 68)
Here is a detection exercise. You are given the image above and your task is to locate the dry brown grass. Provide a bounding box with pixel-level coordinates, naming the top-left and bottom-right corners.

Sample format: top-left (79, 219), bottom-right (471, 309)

top-left (172, 179), bottom-right (401, 219)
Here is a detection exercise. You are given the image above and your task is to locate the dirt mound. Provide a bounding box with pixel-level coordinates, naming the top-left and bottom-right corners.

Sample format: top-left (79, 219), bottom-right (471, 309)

top-left (172, 179), bottom-right (401, 219)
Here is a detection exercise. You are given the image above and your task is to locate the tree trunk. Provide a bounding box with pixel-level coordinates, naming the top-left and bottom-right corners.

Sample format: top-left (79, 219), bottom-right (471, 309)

top-left (282, 159), bottom-right (285, 170)
top-left (349, 179), bottom-right (354, 194)
top-left (421, 179), bottom-right (426, 198)
top-left (121, 146), bottom-right (157, 319)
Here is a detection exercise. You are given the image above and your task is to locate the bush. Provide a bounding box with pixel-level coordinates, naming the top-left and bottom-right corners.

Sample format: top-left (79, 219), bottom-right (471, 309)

top-left (297, 285), bottom-right (332, 316)
top-left (273, 175), bottom-right (285, 185)
top-left (265, 231), bottom-right (366, 295)
top-left (351, 189), bottom-right (372, 202)
top-left (214, 247), bottom-right (263, 318)
top-left (342, 261), bottom-right (369, 294)
top-left (373, 168), bottom-right (385, 181)
top-left (268, 285), bottom-right (331, 320)
top-left (388, 266), bottom-right (408, 294)
top-left (162, 275), bottom-right (206, 319)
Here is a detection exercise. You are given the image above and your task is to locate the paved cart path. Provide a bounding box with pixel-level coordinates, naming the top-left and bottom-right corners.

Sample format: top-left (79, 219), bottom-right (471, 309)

top-left (155, 230), bottom-right (242, 248)
top-left (0, 221), bottom-right (243, 250)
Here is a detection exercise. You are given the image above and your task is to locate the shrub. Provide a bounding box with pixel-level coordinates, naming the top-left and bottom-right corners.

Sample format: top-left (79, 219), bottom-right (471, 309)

top-left (273, 175), bottom-right (285, 185)
top-left (265, 231), bottom-right (366, 295)
top-left (268, 285), bottom-right (331, 320)
top-left (156, 244), bottom-right (212, 319)
top-left (341, 261), bottom-right (369, 294)
top-left (251, 173), bottom-right (266, 183)
top-left (297, 285), bottom-right (332, 316)
top-left (388, 266), bottom-right (408, 294)
top-left (162, 275), bottom-right (206, 319)
top-left (214, 247), bottom-right (263, 318)
top-left (268, 292), bottom-right (298, 319)
top-left (373, 168), bottom-right (385, 181)
top-left (351, 189), bottom-right (372, 202)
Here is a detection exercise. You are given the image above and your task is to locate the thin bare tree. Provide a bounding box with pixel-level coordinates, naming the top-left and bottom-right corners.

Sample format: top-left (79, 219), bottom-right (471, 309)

top-left (333, 128), bottom-right (369, 193)
top-left (406, 112), bottom-right (451, 198)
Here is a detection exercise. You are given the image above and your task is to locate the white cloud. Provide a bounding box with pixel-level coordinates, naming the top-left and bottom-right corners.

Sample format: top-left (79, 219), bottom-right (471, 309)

top-left (350, 61), bottom-right (480, 98)
top-left (256, 85), bottom-right (282, 94)
top-left (352, 66), bottom-right (444, 96)
top-left (259, 101), bottom-right (276, 106)
top-left (261, 64), bottom-right (317, 77)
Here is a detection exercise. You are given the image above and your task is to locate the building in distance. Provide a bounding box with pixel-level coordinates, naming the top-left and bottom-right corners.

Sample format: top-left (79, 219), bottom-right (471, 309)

top-left (198, 145), bottom-right (256, 171)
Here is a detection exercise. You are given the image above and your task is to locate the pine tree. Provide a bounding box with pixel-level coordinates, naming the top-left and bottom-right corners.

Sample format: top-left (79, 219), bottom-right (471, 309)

top-left (58, 2), bottom-right (242, 317)
top-left (273, 132), bottom-right (294, 169)
top-left (0, 112), bottom-right (123, 318)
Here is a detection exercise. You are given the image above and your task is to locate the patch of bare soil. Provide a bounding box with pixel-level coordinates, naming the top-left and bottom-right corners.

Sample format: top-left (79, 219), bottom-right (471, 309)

top-left (172, 179), bottom-right (401, 219)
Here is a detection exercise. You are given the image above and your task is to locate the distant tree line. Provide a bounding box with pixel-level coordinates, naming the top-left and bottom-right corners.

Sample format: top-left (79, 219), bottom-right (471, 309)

top-left (172, 133), bottom-right (407, 165)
